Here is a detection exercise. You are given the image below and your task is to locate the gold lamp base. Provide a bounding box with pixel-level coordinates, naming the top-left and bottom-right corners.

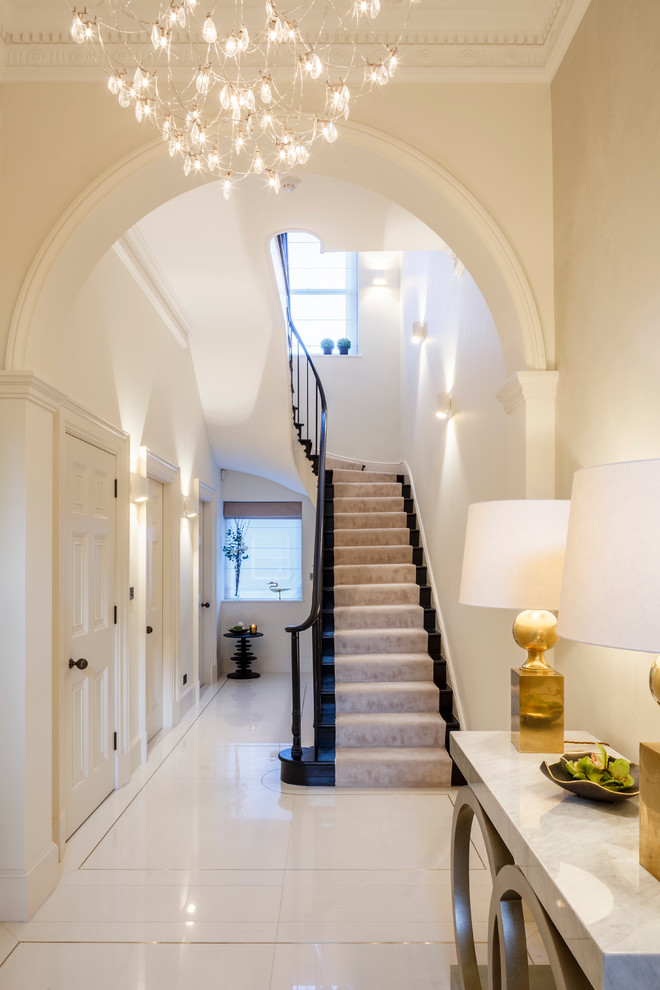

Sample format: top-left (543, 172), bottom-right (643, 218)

top-left (510, 609), bottom-right (564, 754)
top-left (640, 741), bottom-right (660, 882)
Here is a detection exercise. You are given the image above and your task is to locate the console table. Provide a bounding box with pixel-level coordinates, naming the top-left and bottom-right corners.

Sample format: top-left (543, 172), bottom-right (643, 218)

top-left (223, 631), bottom-right (263, 679)
top-left (450, 731), bottom-right (660, 990)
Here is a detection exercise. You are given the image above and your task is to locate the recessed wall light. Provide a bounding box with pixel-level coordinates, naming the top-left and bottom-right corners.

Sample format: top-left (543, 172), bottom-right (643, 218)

top-left (435, 394), bottom-right (453, 420)
top-left (412, 321), bottom-right (426, 343)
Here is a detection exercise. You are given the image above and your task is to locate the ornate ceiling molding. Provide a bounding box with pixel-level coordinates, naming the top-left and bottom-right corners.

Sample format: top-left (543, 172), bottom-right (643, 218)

top-left (113, 229), bottom-right (192, 349)
top-left (0, 0), bottom-right (590, 82)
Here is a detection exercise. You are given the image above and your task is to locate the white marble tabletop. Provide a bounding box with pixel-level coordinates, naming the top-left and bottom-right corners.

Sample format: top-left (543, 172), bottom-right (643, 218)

top-left (450, 731), bottom-right (660, 990)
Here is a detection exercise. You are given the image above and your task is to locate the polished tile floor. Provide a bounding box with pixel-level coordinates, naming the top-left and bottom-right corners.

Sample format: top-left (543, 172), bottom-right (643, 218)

top-left (0, 674), bottom-right (506, 989)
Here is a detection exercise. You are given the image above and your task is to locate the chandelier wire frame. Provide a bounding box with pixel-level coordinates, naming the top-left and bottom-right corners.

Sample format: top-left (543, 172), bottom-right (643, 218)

top-left (71, 0), bottom-right (412, 195)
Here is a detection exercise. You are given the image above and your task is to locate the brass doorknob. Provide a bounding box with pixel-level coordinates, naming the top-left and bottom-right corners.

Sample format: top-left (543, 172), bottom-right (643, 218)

top-left (146, 625), bottom-right (153, 634)
top-left (68, 658), bottom-right (88, 670)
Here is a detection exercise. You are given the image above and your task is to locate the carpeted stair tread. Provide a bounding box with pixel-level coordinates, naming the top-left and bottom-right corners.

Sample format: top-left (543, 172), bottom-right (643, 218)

top-left (335, 747), bottom-right (453, 787)
top-left (333, 528), bottom-right (411, 547)
top-left (333, 583), bottom-right (420, 606)
top-left (334, 653), bottom-right (434, 681)
top-left (332, 469), bottom-right (398, 483)
top-left (333, 545), bottom-right (413, 566)
top-left (334, 627), bottom-right (429, 654)
top-left (334, 511), bottom-right (407, 530)
top-left (333, 483), bottom-right (403, 498)
top-left (333, 496), bottom-right (404, 513)
top-left (336, 712), bottom-right (447, 747)
top-left (326, 456), bottom-right (365, 471)
top-left (335, 681), bottom-right (440, 713)
top-left (334, 604), bottom-right (425, 630)
top-left (334, 563), bottom-right (416, 586)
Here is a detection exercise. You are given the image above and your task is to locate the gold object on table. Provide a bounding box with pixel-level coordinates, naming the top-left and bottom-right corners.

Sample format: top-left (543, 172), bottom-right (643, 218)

top-left (249, 623), bottom-right (257, 634)
top-left (640, 742), bottom-right (660, 882)
top-left (510, 609), bottom-right (564, 753)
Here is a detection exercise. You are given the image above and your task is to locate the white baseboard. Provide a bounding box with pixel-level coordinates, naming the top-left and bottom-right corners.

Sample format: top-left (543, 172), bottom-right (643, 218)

top-left (0, 841), bottom-right (59, 921)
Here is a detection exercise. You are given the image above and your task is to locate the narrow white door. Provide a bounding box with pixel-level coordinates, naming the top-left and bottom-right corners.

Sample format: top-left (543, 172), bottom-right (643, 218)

top-left (198, 501), bottom-right (206, 685)
top-left (146, 478), bottom-right (164, 741)
top-left (63, 434), bottom-right (116, 839)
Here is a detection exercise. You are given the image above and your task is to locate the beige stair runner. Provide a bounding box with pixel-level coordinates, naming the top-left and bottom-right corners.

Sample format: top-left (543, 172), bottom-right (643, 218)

top-left (327, 456), bottom-right (453, 787)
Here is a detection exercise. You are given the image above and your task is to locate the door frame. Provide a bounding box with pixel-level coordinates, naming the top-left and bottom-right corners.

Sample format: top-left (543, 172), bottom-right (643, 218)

top-left (144, 449), bottom-right (181, 730)
top-left (53, 399), bottom-right (130, 855)
top-left (197, 481), bottom-right (218, 686)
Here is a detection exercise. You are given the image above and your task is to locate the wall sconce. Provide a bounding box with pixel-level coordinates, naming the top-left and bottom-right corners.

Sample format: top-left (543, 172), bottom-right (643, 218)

top-left (435, 394), bottom-right (453, 420)
top-left (412, 321), bottom-right (426, 344)
top-left (183, 495), bottom-right (198, 518)
top-left (130, 473), bottom-right (149, 503)
top-left (371, 270), bottom-right (386, 287)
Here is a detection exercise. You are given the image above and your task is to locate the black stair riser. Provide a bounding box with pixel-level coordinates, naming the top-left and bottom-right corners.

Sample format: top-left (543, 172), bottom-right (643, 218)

top-left (322, 611), bottom-right (334, 634)
top-left (409, 529), bottom-right (420, 548)
top-left (323, 588), bottom-right (334, 610)
top-left (419, 586), bottom-right (432, 609)
top-left (407, 513), bottom-right (417, 530)
top-left (401, 484), bottom-right (411, 499)
top-left (433, 658), bottom-right (448, 689)
top-left (416, 565), bottom-right (428, 587)
top-left (404, 498), bottom-right (414, 513)
top-left (396, 474), bottom-right (405, 485)
top-left (423, 608), bottom-right (436, 632)
top-left (325, 548), bottom-right (334, 568)
top-left (428, 632), bottom-right (442, 660)
top-left (412, 547), bottom-right (424, 566)
top-left (439, 687), bottom-right (454, 716)
top-left (323, 566), bottom-right (334, 588)
top-left (317, 725), bottom-right (336, 749)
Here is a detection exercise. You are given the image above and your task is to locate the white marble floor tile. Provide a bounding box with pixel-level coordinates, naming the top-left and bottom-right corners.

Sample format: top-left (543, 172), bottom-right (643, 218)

top-left (63, 868), bottom-right (286, 886)
top-left (0, 942), bottom-right (276, 990)
top-left (154, 742), bottom-right (282, 780)
top-left (0, 929), bottom-right (16, 967)
top-left (271, 941), bottom-right (460, 990)
top-left (285, 792), bottom-right (457, 870)
top-left (83, 777), bottom-right (294, 870)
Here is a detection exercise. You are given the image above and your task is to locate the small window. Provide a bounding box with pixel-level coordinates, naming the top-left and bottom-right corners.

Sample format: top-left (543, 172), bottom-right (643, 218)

top-left (286, 231), bottom-right (358, 354)
top-left (223, 504), bottom-right (302, 601)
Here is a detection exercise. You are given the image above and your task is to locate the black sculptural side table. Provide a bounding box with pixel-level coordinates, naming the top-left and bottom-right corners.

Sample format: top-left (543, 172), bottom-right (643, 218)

top-left (223, 632), bottom-right (263, 679)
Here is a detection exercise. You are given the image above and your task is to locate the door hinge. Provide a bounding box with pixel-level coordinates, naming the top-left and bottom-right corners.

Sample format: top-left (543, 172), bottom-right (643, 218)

top-left (114, 605), bottom-right (118, 625)
top-left (113, 731), bottom-right (117, 751)
top-left (114, 478), bottom-right (118, 498)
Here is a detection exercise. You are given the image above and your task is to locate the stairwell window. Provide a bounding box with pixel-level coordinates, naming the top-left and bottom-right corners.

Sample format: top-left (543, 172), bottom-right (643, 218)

top-left (223, 501), bottom-right (302, 601)
top-left (286, 231), bottom-right (358, 354)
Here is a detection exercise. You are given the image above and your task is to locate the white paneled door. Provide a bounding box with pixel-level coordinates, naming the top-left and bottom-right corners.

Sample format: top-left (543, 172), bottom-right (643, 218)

top-left (63, 434), bottom-right (116, 840)
top-left (146, 478), bottom-right (164, 741)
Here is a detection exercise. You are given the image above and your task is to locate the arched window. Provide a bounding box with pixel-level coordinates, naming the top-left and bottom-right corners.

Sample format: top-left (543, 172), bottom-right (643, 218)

top-left (286, 231), bottom-right (358, 354)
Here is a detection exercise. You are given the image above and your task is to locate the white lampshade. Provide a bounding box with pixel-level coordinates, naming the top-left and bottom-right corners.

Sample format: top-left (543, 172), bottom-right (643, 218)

top-left (459, 500), bottom-right (571, 610)
top-left (558, 459), bottom-right (660, 653)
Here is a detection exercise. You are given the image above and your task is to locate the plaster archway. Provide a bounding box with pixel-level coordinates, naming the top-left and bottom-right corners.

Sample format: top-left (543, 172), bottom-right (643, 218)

top-left (6, 122), bottom-right (547, 376)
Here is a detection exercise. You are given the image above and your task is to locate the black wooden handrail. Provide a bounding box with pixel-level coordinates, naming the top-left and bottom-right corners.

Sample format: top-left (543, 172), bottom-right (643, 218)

top-left (276, 233), bottom-right (328, 761)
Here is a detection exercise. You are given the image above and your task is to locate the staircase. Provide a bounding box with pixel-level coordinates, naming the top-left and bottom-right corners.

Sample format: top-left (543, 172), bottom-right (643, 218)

top-left (322, 457), bottom-right (461, 787)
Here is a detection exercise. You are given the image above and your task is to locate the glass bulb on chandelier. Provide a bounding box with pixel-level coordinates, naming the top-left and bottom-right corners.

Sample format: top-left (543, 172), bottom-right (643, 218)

top-left (70, 0), bottom-right (410, 195)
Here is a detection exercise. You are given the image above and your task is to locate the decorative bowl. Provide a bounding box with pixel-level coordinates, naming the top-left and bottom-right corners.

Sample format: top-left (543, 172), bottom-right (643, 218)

top-left (540, 751), bottom-right (639, 803)
top-left (227, 624), bottom-right (247, 633)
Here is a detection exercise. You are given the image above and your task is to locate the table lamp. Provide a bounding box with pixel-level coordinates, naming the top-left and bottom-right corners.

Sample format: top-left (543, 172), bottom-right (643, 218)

top-left (460, 499), bottom-right (571, 753)
top-left (557, 459), bottom-right (660, 882)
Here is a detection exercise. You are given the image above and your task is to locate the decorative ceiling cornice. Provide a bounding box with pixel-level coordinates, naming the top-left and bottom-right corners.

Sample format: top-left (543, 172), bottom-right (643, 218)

top-left (0, 0), bottom-right (590, 82)
top-left (113, 229), bottom-right (192, 349)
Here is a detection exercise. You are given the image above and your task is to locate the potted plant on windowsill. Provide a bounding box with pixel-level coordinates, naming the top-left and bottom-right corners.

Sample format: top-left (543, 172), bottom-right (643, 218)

top-left (320, 338), bottom-right (334, 355)
top-left (337, 338), bottom-right (352, 355)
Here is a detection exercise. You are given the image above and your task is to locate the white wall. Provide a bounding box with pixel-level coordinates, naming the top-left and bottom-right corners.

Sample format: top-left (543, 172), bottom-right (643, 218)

top-left (316, 255), bottom-right (402, 463)
top-left (400, 251), bottom-right (512, 731)
top-left (220, 471), bottom-right (315, 674)
top-left (552, 0), bottom-right (660, 758)
top-left (26, 245), bottom-right (219, 758)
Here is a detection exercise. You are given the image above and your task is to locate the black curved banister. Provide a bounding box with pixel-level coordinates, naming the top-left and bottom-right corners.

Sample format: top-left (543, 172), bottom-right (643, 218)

top-left (276, 233), bottom-right (328, 762)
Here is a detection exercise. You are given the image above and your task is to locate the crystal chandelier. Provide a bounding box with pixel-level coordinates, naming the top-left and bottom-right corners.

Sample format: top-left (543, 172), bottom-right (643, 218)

top-left (70, 0), bottom-right (411, 197)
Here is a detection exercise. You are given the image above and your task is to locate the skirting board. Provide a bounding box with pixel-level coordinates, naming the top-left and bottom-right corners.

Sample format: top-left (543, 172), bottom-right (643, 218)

top-left (0, 841), bottom-right (59, 921)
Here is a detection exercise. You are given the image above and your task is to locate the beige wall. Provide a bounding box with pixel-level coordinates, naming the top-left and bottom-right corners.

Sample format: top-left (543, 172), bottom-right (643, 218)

top-left (400, 251), bottom-right (512, 730)
top-left (0, 80), bottom-right (554, 376)
top-left (553, 0), bottom-right (660, 756)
